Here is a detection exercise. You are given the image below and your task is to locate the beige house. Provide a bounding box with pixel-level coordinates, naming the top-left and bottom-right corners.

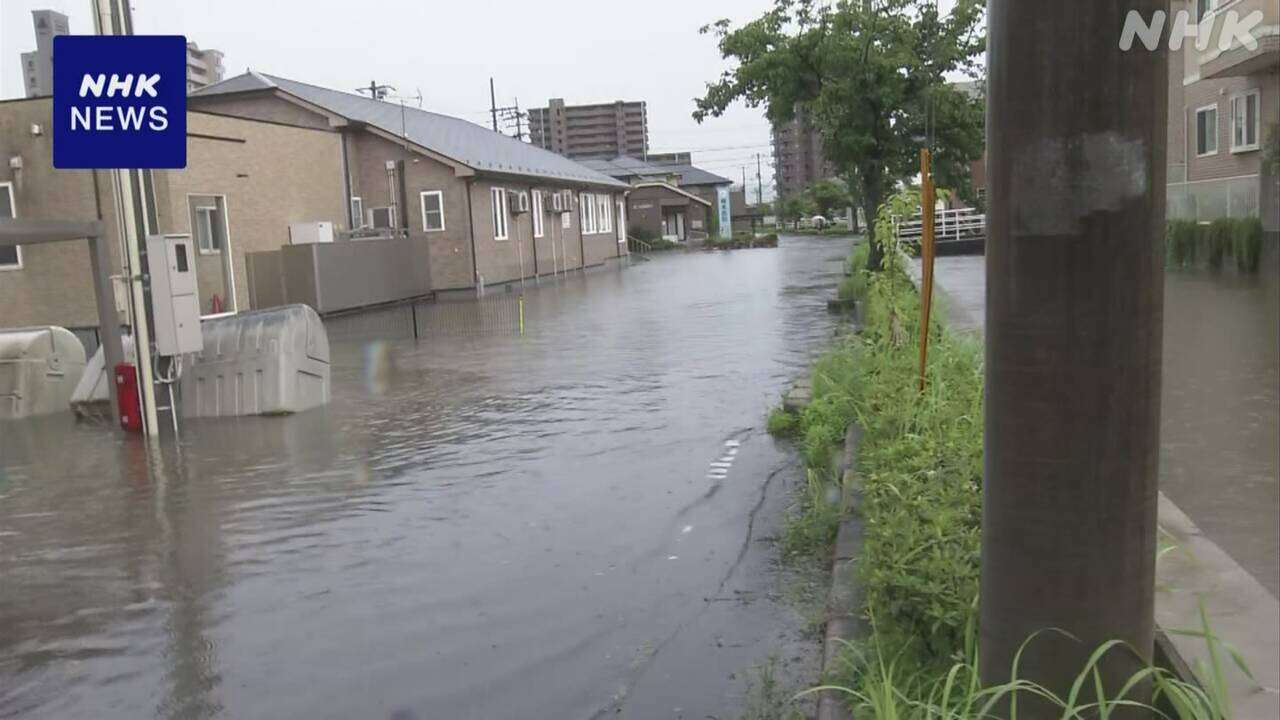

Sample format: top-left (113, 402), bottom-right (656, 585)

top-left (1167, 0), bottom-right (1280, 236)
top-left (187, 72), bottom-right (630, 295)
top-left (0, 97), bottom-right (347, 344)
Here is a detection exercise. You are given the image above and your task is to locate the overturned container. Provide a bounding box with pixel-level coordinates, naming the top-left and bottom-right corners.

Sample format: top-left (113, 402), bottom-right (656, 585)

top-left (0, 326), bottom-right (88, 420)
top-left (180, 304), bottom-right (330, 418)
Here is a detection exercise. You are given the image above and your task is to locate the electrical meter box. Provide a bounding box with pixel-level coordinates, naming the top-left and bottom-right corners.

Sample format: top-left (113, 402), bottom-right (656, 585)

top-left (146, 234), bottom-right (204, 356)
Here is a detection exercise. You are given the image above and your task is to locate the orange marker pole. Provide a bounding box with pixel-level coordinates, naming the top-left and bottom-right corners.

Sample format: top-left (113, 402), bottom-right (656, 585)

top-left (918, 149), bottom-right (936, 393)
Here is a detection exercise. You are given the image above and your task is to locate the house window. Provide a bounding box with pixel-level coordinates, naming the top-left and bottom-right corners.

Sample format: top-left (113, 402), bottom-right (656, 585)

top-left (532, 190), bottom-right (544, 238)
top-left (1195, 105), bottom-right (1218, 156)
top-left (491, 187), bottom-right (509, 240)
top-left (1231, 90), bottom-right (1260, 152)
top-left (420, 190), bottom-right (445, 232)
top-left (580, 192), bottom-right (596, 234)
top-left (187, 194), bottom-right (236, 316)
top-left (596, 193), bottom-right (611, 233)
top-left (194, 204), bottom-right (225, 253)
top-left (616, 200), bottom-right (627, 243)
top-left (0, 182), bottom-right (20, 270)
top-left (351, 196), bottom-right (364, 228)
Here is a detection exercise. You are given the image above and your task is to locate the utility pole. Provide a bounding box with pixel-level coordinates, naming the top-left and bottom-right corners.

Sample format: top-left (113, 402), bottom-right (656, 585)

top-left (489, 77), bottom-right (499, 132)
top-left (755, 153), bottom-right (763, 206)
top-left (92, 0), bottom-right (160, 438)
top-left (742, 166), bottom-right (747, 198)
top-left (981, 0), bottom-right (1166, 709)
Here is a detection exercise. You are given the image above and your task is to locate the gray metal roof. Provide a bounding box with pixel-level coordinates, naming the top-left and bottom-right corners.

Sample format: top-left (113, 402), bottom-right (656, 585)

top-left (579, 155), bottom-right (731, 188)
top-left (191, 72), bottom-right (626, 189)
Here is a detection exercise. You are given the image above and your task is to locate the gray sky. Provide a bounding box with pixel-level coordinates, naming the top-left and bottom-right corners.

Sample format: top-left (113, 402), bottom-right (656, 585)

top-left (1, 0), bottom-right (780, 197)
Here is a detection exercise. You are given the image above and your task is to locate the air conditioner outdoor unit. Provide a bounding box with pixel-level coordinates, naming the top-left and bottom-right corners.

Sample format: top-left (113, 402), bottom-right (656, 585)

top-left (512, 191), bottom-right (530, 214)
top-left (368, 206), bottom-right (396, 229)
top-left (550, 192), bottom-right (565, 213)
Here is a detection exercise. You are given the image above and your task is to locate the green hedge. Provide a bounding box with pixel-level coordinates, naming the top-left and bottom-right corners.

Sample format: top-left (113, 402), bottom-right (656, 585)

top-left (1166, 217), bottom-right (1264, 273)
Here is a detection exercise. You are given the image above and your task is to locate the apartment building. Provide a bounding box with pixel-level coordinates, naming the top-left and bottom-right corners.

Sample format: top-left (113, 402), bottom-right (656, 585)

top-left (771, 110), bottom-right (835, 200)
top-left (189, 72), bottom-right (629, 293)
top-left (19, 9), bottom-right (69, 98)
top-left (528, 98), bottom-right (648, 160)
top-left (0, 97), bottom-right (347, 338)
top-left (186, 42), bottom-right (226, 92)
top-left (1167, 0), bottom-right (1280, 236)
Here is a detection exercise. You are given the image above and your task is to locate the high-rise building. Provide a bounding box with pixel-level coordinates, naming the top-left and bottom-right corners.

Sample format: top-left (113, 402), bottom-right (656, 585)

top-left (528, 98), bottom-right (648, 160)
top-left (771, 110), bottom-right (835, 200)
top-left (185, 42), bottom-right (226, 92)
top-left (20, 9), bottom-right (69, 98)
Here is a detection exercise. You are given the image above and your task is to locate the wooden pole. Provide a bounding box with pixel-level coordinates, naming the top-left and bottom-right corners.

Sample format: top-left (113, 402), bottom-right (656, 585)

top-left (917, 149), bottom-right (935, 392)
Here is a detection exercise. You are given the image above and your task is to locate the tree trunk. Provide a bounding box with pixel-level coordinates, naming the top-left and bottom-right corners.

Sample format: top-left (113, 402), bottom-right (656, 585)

top-left (862, 192), bottom-right (883, 271)
top-left (981, 0), bottom-right (1166, 712)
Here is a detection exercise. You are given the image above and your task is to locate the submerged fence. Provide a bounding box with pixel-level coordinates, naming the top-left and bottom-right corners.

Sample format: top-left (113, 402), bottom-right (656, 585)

top-left (322, 291), bottom-right (527, 343)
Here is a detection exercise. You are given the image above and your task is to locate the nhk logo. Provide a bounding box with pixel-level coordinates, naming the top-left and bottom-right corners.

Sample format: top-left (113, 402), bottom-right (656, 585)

top-left (72, 73), bottom-right (170, 131)
top-left (53, 35), bottom-right (186, 169)
top-left (1119, 8), bottom-right (1266, 52)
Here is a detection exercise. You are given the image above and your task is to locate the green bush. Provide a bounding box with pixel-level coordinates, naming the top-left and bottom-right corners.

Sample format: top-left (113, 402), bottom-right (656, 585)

top-left (1166, 220), bottom-right (1200, 268)
top-left (767, 407), bottom-right (799, 437)
top-left (1204, 218), bottom-right (1233, 270)
top-left (1235, 216), bottom-right (1263, 273)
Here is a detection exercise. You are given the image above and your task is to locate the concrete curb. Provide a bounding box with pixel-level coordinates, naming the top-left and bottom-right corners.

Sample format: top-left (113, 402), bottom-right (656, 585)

top-left (815, 424), bottom-right (864, 720)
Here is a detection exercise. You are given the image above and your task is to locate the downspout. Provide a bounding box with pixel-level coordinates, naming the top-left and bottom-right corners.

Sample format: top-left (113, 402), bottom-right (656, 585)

top-left (577, 188), bottom-right (586, 271)
top-left (465, 177), bottom-right (480, 291)
top-left (529, 184), bottom-right (539, 278)
top-left (340, 131), bottom-right (353, 228)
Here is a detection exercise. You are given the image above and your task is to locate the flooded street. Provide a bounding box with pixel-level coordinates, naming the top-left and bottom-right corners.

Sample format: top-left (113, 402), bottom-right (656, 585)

top-left (0, 237), bottom-right (846, 720)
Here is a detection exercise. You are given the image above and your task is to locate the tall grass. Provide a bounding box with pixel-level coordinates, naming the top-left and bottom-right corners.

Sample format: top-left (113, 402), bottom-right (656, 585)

top-left (813, 601), bottom-right (1251, 720)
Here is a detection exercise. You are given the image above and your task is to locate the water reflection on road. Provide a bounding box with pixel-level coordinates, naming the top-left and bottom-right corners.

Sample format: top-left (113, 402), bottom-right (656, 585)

top-left (0, 237), bottom-right (847, 719)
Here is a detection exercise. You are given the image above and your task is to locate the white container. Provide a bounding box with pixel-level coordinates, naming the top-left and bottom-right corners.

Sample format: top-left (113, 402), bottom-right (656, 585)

top-left (180, 304), bottom-right (330, 418)
top-left (288, 221), bottom-right (335, 245)
top-left (0, 326), bottom-right (87, 420)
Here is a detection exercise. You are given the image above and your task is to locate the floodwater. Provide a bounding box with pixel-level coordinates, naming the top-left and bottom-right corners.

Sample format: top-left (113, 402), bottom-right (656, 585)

top-left (0, 237), bottom-right (848, 720)
top-left (1159, 254), bottom-right (1280, 597)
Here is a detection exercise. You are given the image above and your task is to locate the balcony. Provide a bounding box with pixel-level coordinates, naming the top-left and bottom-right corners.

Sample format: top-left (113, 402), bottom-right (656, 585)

top-left (1197, 0), bottom-right (1279, 79)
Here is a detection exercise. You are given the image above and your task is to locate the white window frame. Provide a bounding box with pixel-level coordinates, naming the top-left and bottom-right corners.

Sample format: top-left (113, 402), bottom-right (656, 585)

top-left (0, 182), bottom-right (21, 270)
top-left (532, 190), bottom-right (544, 238)
top-left (616, 199), bottom-right (627, 244)
top-left (350, 196), bottom-right (364, 228)
top-left (491, 187), bottom-right (509, 240)
top-left (1229, 89), bottom-right (1260, 153)
top-left (185, 193), bottom-right (238, 318)
top-left (194, 205), bottom-right (221, 254)
top-left (420, 190), bottom-right (446, 232)
top-left (580, 192), bottom-right (595, 234)
top-left (596, 194), bottom-right (612, 234)
top-left (561, 201), bottom-right (572, 229)
top-left (1195, 104), bottom-right (1219, 157)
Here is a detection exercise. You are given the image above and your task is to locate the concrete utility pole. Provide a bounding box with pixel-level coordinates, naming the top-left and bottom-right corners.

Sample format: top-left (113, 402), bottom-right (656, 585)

top-left (489, 77), bottom-right (499, 132)
top-left (93, 0), bottom-right (161, 438)
top-left (981, 0), bottom-right (1167, 708)
top-left (755, 154), bottom-right (763, 206)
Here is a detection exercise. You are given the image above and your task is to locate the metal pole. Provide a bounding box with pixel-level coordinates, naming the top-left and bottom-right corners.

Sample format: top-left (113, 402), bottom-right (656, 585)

top-left (755, 154), bottom-right (763, 206)
top-left (489, 78), bottom-right (499, 132)
top-left (917, 149), bottom-right (935, 393)
top-left (981, 0), bottom-right (1166, 706)
top-left (88, 233), bottom-right (123, 421)
top-left (94, 0), bottom-right (160, 438)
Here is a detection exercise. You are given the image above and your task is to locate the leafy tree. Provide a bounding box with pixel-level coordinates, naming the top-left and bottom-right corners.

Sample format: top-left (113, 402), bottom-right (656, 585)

top-left (805, 178), bottom-right (850, 220)
top-left (778, 194), bottom-right (813, 229)
top-left (694, 0), bottom-right (986, 269)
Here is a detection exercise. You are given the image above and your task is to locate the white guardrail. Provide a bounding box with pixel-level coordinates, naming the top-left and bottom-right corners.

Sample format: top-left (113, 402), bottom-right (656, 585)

top-left (894, 207), bottom-right (986, 243)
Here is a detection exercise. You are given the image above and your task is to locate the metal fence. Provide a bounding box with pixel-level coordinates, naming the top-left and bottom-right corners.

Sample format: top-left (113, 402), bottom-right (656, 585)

top-left (322, 291), bottom-right (526, 343)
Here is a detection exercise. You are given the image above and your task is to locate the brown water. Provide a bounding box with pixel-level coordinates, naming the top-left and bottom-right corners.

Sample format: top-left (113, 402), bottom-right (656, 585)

top-left (0, 237), bottom-right (848, 719)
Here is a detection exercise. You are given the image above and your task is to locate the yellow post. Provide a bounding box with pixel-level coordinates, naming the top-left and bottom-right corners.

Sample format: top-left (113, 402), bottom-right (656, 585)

top-left (918, 149), bottom-right (936, 392)
top-left (518, 294), bottom-right (525, 336)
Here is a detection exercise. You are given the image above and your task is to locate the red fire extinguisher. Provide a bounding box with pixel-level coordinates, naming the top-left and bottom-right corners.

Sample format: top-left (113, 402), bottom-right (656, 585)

top-left (115, 362), bottom-right (142, 433)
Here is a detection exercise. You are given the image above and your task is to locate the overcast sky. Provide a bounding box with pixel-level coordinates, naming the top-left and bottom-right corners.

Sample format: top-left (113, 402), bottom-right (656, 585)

top-left (1, 0), bottom-right (781, 197)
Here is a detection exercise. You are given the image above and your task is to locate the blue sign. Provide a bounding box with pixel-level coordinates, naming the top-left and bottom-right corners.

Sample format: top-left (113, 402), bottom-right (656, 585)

top-left (716, 185), bottom-right (732, 239)
top-left (53, 35), bottom-right (187, 169)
